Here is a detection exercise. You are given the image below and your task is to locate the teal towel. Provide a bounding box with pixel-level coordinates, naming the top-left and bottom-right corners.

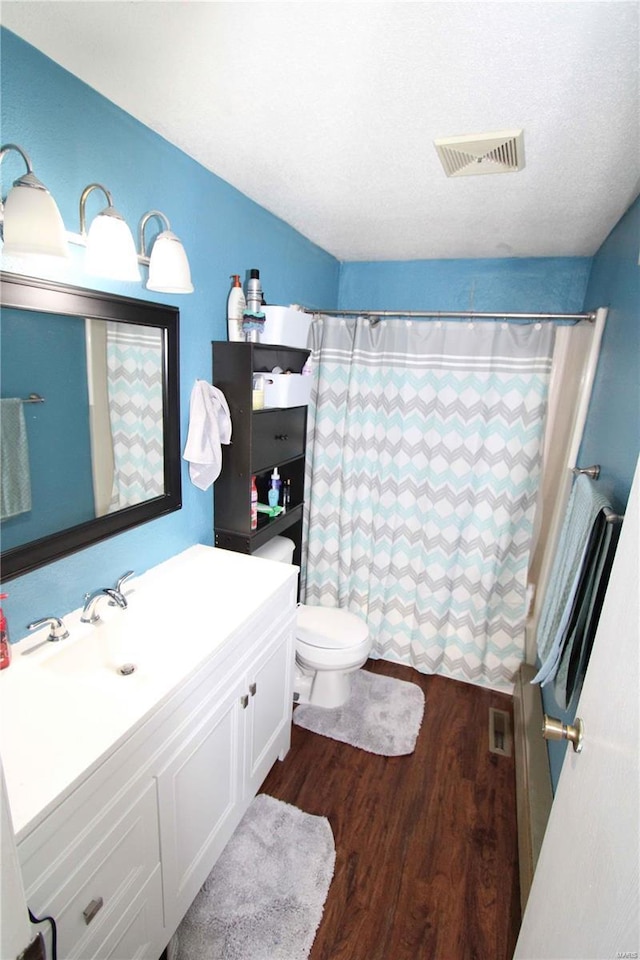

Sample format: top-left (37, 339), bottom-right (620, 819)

top-left (1, 398), bottom-right (32, 520)
top-left (553, 515), bottom-right (615, 708)
top-left (532, 474), bottom-right (611, 686)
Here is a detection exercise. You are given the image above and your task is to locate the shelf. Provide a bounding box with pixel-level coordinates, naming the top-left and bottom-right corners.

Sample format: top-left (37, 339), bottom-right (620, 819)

top-left (215, 504), bottom-right (303, 553)
top-left (212, 340), bottom-right (308, 569)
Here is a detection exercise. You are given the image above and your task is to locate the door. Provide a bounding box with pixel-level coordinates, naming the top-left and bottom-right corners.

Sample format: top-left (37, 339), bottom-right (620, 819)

top-left (243, 621), bottom-right (295, 801)
top-left (515, 455), bottom-right (639, 959)
top-left (157, 674), bottom-right (245, 934)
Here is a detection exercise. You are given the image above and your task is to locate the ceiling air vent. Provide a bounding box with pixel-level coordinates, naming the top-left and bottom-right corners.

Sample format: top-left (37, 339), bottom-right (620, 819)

top-left (434, 129), bottom-right (525, 177)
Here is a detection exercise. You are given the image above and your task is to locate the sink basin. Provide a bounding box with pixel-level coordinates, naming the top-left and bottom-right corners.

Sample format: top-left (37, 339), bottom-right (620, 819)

top-left (40, 636), bottom-right (141, 680)
top-left (29, 610), bottom-right (162, 688)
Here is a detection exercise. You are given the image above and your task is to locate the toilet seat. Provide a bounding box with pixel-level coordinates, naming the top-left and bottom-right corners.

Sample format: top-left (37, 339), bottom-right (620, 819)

top-left (296, 604), bottom-right (369, 650)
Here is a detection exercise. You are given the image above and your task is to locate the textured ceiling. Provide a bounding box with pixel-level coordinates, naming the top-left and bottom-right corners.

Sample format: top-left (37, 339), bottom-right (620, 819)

top-left (2, 1), bottom-right (639, 261)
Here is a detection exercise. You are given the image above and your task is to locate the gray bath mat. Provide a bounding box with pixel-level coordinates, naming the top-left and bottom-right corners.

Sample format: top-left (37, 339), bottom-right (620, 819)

top-left (293, 669), bottom-right (425, 756)
top-left (172, 794), bottom-right (335, 960)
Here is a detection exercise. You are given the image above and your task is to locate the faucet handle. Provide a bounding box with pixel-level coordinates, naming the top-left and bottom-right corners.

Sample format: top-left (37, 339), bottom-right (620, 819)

top-left (115, 570), bottom-right (135, 595)
top-left (27, 616), bottom-right (69, 642)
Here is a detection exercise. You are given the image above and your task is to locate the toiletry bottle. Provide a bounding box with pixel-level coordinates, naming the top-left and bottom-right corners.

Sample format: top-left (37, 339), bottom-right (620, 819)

top-left (0, 594), bottom-right (11, 670)
top-left (227, 274), bottom-right (246, 342)
top-left (268, 467), bottom-right (281, 508)
top-left (251, 476), bottom-right (258, 530)
top-left (243, 269), bottom-right (265, 343)
top-left (282, 478), bottom-right (291, 513)
top-left (245, 269), bottom-right (263, 316)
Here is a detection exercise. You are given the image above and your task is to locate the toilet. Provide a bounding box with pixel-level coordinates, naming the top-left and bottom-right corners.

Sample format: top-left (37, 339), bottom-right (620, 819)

top-left (253, 537), bottom-right (372, 708)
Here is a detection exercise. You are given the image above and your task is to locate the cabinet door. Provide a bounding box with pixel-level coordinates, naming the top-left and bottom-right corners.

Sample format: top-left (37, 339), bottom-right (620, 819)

top-left (157, 674), bottom-right (246, 934)
top-left (243, 620), bottom-right (295, 801)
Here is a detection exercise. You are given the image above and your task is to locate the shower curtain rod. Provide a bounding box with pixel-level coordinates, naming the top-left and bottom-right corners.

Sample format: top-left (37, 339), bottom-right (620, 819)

top-left (300, 308), bottom-right (596, 324)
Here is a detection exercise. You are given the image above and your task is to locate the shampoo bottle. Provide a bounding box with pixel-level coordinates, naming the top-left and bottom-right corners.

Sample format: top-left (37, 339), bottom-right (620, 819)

top-left (0, 594), bottom-right (11, 670)
top-left (268, 467), bottom-right (281, 508)
top-left (227, 274), bottom-right (246, 342)
top-left (251, 476), bottom-right (258, 530)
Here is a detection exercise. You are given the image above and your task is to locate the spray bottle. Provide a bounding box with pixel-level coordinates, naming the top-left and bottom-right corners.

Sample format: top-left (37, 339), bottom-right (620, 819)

top-left (0, 594), bottom-right (11, 670)
top-left (251, 476), bottom-right (258, 530)
top-left (227, 274), bottom-right (246, 342)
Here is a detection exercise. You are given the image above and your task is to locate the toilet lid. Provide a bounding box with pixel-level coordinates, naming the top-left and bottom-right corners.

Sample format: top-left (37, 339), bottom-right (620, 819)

top-left (297, 604), bottom-right (369, 650)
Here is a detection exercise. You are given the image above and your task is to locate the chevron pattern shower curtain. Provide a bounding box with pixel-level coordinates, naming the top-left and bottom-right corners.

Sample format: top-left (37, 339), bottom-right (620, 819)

top-left (301, 316), bottom-right (555, 691)
top-left (106, 322), bottom-right (164, 510)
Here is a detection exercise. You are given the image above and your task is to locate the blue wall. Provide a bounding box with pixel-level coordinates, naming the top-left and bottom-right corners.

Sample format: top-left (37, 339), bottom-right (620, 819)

top-left (578, 197), bottom-right (640, 512)
top-left (338, 257), bottom-right (592, 313)
top-left (542, 195), bottom-right (640, 790)
top-left (0, 29), bottom-right (340, 633)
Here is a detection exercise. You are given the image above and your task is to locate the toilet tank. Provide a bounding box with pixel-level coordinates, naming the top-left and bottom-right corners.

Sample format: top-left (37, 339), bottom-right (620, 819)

top-left (253, 536), bottom-right (295, 564)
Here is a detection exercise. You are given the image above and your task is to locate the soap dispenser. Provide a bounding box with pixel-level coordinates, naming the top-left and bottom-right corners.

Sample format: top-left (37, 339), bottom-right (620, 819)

top-left (268, 467), bottom-right (281, 508)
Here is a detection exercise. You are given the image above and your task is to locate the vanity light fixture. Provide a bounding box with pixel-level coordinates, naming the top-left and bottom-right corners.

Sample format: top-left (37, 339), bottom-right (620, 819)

top-left (1, 142), bottom-right (194, 292)
top-left (0, 142), bottom-right (70, 259)
top-left (139, 210), bottom-right (193, 294)
top-left (79, 183), bottom-right (141, 282)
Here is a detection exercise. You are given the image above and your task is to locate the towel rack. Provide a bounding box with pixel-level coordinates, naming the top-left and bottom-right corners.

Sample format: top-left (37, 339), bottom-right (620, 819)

top-left (571, 464), bottom-right (624, 523)
top-left (21, 393), bottom-right (45, 403)
top-left (571, 464), bottom-right (600, 480)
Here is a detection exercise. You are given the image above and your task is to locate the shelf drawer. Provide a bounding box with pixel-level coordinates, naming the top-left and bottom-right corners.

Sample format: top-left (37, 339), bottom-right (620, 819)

top-left (25, 781), bottom-right (160, 960)
top-left (252, 407), bottom-right (306, 472)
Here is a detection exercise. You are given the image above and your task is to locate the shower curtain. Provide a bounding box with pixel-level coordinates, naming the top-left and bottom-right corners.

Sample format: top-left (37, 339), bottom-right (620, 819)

top-left (106, 322), bottom-right (164, 510)
top-left (301, 316), bottom-right (555, 692)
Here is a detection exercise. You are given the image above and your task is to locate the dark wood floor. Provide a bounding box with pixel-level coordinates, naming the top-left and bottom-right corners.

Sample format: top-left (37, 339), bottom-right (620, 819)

top-left (261, 658), bottom-right (521, 960)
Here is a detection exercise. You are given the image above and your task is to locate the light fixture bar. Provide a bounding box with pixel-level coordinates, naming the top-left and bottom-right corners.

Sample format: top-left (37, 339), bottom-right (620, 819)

top-left (1, 141), bottom-right (192, 292)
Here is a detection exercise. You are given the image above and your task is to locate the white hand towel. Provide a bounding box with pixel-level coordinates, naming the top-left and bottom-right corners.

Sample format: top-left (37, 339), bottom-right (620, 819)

top-left (183, 380), bottom-right (232, 490)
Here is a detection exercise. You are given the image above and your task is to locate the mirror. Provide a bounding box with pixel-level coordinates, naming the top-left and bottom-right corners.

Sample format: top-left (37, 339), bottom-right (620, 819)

top-left (0, 272), bottom-right (181, 580)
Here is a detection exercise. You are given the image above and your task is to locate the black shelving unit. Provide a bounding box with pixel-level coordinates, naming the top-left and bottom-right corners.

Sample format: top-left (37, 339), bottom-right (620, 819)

top-left (212, 341), bottom-right (310, 568)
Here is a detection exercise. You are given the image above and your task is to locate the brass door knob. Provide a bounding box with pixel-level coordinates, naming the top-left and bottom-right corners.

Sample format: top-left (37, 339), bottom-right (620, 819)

top-left (542, 714), bottom-right (584, 753)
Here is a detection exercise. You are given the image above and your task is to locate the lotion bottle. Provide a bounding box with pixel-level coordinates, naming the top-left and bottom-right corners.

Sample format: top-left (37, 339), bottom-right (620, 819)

top-left (227, 274), bottom-right (246, 341)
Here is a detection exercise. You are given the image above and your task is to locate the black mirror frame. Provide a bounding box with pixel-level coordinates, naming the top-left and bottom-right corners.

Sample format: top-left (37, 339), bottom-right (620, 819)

top-left (0, 272), bottom-right (182, 581)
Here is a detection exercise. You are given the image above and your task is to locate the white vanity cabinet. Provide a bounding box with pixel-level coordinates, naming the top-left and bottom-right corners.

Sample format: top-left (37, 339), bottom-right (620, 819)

top-left (6, 549), bottom-right (298, 960)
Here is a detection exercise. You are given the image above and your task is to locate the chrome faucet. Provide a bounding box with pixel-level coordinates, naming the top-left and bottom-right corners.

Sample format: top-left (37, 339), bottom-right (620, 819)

top-left (81, 571), bottom-right (134, 624)
top-left (26, 616), bottom-right (69, 642)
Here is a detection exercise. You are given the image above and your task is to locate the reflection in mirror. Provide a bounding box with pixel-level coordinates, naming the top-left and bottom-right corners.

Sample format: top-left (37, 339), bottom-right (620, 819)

top-left (0, 273), bottom-right (181, 580)
top-left (87, 320), bottom-right (164, 515)
top-left (1, 312), bottom-right (165, 550)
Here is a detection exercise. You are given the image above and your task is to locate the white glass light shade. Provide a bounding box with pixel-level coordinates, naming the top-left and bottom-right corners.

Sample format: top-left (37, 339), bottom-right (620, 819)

top-left (2, 176), bottom-right (70, 259)
top-left (84, 207), bottom-right (141, 282)
top-left (146, 230), bottom-right (194, 294)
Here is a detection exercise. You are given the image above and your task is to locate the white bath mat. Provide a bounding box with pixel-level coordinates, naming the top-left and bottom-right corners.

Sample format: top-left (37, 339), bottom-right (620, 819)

top-left (172, 794), bottom-right (335, 960)
top-left (293, 669), bottom-right (425, 756)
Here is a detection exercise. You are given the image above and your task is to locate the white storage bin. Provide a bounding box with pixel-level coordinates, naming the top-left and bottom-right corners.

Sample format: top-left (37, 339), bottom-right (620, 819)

top-left (263, 373), bottom-right (312, 408)
top-left (261, 306), bottom-right (312, 349)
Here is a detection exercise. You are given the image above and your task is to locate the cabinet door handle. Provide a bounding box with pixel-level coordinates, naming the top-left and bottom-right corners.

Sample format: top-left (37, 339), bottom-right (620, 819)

top-left (83, 896), bottom-right (104, 925)
top-left (240, 694), bottom-right (249, 709)
top-left (249, 682), bottom-right (257, 697)
top-left (275, 434), bottom-right (289, 441)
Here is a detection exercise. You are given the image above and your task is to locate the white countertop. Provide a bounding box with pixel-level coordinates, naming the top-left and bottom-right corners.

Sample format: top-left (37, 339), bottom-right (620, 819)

top-left (0, 545), bottom-right (297, 840)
